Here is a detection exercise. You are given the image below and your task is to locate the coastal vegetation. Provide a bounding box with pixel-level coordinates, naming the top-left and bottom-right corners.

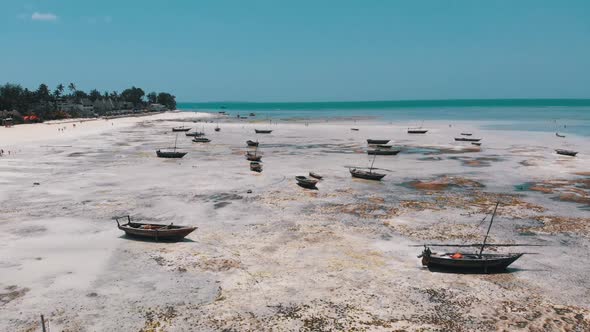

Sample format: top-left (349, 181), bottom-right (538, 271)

top-left (0, 82), bottom-right (176, 123)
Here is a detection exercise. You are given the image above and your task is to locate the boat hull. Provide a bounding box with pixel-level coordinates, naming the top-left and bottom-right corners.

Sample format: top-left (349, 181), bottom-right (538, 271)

top-left (367, 150), bottom-right (400, 155)
top-left (118, 223), bottom-right (197, 241)
top-left (156, 150), bottom-right (187, 158)
top-left (423, 253), bottom-right (523, 272)
top-left (555, 149), bottom-right (578, 157)
top-left (350, 169), bottom-right (386, 180)
top-left (455, 138), bottom-right (482, 142)
top-left (408, 130), bottom-right (428, 134)
top-left (246, 141), bottom-right (259, 147)
top-left (255, 130), bottom-right (273, 134)
top-left (367, 139), bottom-right (390, 144)
top-left (172, 128), bottom-right (191, 132)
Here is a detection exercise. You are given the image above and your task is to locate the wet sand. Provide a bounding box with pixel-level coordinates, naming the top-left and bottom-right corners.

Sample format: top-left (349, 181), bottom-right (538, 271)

top-left (1, 112), bottom-right (589, 331)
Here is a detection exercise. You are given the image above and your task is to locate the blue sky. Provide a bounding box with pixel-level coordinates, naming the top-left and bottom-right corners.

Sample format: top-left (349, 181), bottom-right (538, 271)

top-left (1, 0), bottom-right (589, 102)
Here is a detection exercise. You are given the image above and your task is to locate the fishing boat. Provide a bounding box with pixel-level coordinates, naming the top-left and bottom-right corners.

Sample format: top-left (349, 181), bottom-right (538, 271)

top-left (309, 172), bottom-right (323, 179)
top-left (246, 140), bottom-right (259, 147)
top-left (351, 128), bottom-right (359, 131)
top-left (555, 133), bottom-right (565, 138)
top-left (408, 129), bottom-right (428, 134)
top-left (245, 150), bottom-right (262, 161)
top-left (295, 176), bottom-right (318, 189)
top-left (156, 133), bottom-right (187, 158)
top-left (471, 142), bottom-right (482, 146)
top-left (172, 126), bottom-right (191, 132)
top-left (377, 144), bottom-right (393, 149)
top-left (455, 137), bottom-right (482, 142)
top-left (349, 154), bottom-right (386, 180)
top-left (255, 129), bottom-right (273, 134)
top-left (367, 149), bottom-right (400, 156)
top-left (367, 139), bottom-right (390, 144)
top-left (460, 133), bottom-right (472, 136)
top-left (116, 216), bottom-right (197, 241)
top-left (555, 149), bottom-right (578, 157)
top-left (417, 202), bottom-right (530, 273)
top-left (192, 137), bottom-right (211, 143)
top-left (185, 131), bottom-right (205, 137)
top-left (250, 161), bottom-right (262, 172)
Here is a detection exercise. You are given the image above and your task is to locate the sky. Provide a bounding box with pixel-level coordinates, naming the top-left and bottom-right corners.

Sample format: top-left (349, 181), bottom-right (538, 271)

top-left (1, 0), bottom-right (590, 102)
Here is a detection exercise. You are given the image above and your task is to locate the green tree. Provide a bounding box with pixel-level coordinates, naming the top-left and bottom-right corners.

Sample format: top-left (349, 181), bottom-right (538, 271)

top-left (147, 92), bottom-right (157, 104)
top-left (36, 84), bottom-right (50, 101)
top-left (89, 89), bottom-right (101, 102)
top-left (157, 92), bottom-right (176, 110)
top-left (121, 86), bottom-right (145, 106)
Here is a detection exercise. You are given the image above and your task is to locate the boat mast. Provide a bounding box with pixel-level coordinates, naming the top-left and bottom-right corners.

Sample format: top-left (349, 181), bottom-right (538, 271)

top-left (479, 201), bottom-right (500, 256)
top-left (173, 133), bottom-right (178, 152)
top-left (369, 154), bottom-right (377, 173)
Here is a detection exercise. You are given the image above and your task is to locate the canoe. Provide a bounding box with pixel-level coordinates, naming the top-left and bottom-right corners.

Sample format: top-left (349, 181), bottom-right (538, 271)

top-left (367, 149), bottom-right (400, 156)
top-left (245, 152), bottom-right (262, 161)
top-left (349, 168), bottom-right (386, 180)
top-left (555, 149), bottom-right (578, 157)
top-left (192, 137), bottom-right (211, 143)
top-left (455, 137), bottom-right (482, 142)
top-left (156, 150), bottom-right (187, 158)
top-left (116, 216), bottom-right (197, 241)
top-left (246, 140), bottom-right (259, 147)
top-left (172, 127), bottom-right (191, 132)
top-left (295, 176), bottom-right (318, 189)
top-left (255, 129), bottom-right (273, 134)
top-left (309, 172), bottom-right (323, 179)
top-left (250, 161), bottom-right (262, 172)
top-left (408, 129), bottom-right (428, 134)
top-left (420, 249), bottom-right (523, 272)
top-left (367, 139), bottom-right (390, 144)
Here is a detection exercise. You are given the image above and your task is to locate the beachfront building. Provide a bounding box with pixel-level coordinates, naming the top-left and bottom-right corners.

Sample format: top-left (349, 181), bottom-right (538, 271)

top-left (148, 103), bottom-right (167, 112)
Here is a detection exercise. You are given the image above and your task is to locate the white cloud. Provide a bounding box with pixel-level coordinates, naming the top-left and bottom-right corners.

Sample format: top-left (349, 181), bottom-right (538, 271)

top-left (31, 12), bottom-right (58, 22)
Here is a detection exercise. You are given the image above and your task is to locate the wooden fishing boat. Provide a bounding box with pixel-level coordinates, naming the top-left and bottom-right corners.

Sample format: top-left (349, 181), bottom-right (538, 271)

top-left (250, 161), bottom-right (262, 172)
top-left (116, 216), bottom-right (196, 241)
top-left (246, 140), bottom-right (259, 147)
top-left (295, 176), bottom-right (318, 189)
top-left (255, 129), bottom-right (273, 134)
top-left (351, 128), bottom-right (359, 131)
top-left (172, 127), bottom-right (191, 132)
top-left (367, 149), bottom-right (400, 156)
top-left (408, 129), bottom-right (428, 134)
top-left (555, 133), bottom-right (565, 138)
top-left (471, 142), bottom-right (482, 146)
top-left (156, 150), bottom-right (187, 158)
top-left (245, 151), bottom-right (262, 161)
top-left (309, 172), bottom-right (323, 179)
top-left (460, 133), bottom-right (472, 136)
top-left (555, 149), bottom-right (578, 157)
top-left (349, 168), bottom-right (386, 180)
top-left (417, 202), bottom-right (528, 273)
top-left (455, 137), bottom-right (482, 142)
top-left (192, 137), bottom-right (211, 143)
top-left (367, 139), bottom-right (390, 144)
top-left (157, 133), bottom-right (187, 158)
top-left (185, 131), bottom-right (205, 137)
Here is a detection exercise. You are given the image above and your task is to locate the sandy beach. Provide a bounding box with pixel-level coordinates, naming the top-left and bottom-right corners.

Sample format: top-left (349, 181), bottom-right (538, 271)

top-left (1, 111), bottom-right (589, 331)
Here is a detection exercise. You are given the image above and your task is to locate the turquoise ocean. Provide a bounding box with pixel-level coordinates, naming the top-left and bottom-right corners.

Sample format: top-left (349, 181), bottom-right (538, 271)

top-left (178, 99), bottom-right (590, 136)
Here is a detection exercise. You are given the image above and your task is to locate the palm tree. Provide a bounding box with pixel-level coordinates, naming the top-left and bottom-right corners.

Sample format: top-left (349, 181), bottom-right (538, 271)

top-left (57, 84), bottom-right (64, 95)
top-left (68, 83), bottom-right (76, 96)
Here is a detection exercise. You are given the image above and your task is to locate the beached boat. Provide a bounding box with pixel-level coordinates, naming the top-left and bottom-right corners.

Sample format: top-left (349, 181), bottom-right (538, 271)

top-left (351, 128), bottom-right (359, 131)
top-left (157, 133), bottom-right (187, 158)
top-left (116, 216), bottom-right (197, 241)
top-left (246, 140), bottom-right (259, 147)
top-left (460, 133), bottom-right (472, 136)
top-left (377, 144), bottom-right (393, 149)
top-left (156, 150), bottom-right (187, 158)
top-left (367, 139), bottom-right (390, 144)
top-left (295, 176), bottom-right (318, 189)
top-left (455, 137), bottom-right (482, 142)
top-left (408, 129), bottom-right (428, 134)
top-left (192, 137), bottom-right (211, 143)
top-left (417, 202), bottom-right (528, 273)
top-left (349, 168), bottom-right (386, 180)
top-left (471, 142), bottom-right (482, 146)
top-left (245, 151), bottom-right (262, 161)
top-left (214, 127), bottom-right (220, 132)
top-left (172, 127), bottom-right (191, 132)
top-left (367, 149), bottom-right (401, 155)
top-left (555, 133), bottom-right (565, 138)
top-left (309, 172), bottom-right (323, 179)
top-left (185, 131), bottom-right (205, 137)
top-left (555, 149), bottom-right (578, 157)
top-left (250, 161), bottom-right (262, 172)
top-left (255, 129), bottom-right (273, 134)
